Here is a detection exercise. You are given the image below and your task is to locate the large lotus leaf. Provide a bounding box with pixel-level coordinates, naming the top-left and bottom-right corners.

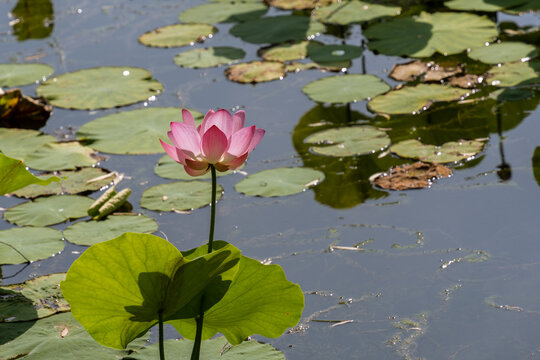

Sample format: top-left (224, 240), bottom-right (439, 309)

top-left (24, 142), bottom-right (99, 171)
top-left (533, 147), bottom-right (540, 187)
top-left (235, 167), bottom-right (324, 197)
top-left (11, 0), bottom-right (54, 41)
top-left (63, 215), bottom-right (158, 246)
top-left (307, 44), bottom-right (363, 63)
top-left (0, 312), bottom-right (144, 359)
top-left (0, 154), bottom-right (59, 196)
top-left (127, 336), bottom-right (285, 360)
top-left (391, 139), bottom-right (486, 163)
top-left (141, 181), bottom-right (223, 211)
top-left (258, 41), bottom-right (321, 62)
top-left (170, 255), bottom-right (304, 345)
top-left (230, 16), bottom-right (325, 44)
top-left (445, 0), bottom-right (530, 11)
top-left (364, 12), bottom-right (497, 58)
top-left (312, 1), bottom-right (401, 25)
top-left (139, 24), bottom-right (217, 48)
top-left (368, 84), bottom-right (469, 115)
top-left (0, 63), bottom-right (53, 87)
top-left (468, 42), bottom-right (538, 64)
top-left (225, 61), bottom-right (285, 83)
top-left (4, 195), bottom-right (93, 227)
top-left (302, 74), bottom-right (390, 104)
top-left (61, 233), bottom-right (240, 349)
top-left (0, 273), bottom-right (69, 323)
top-left (36, 66), bottom-right (163, 110)
top-left (486, 60), bottom-right (540, 87)
top-left (10, 167), bottom-right (112, 198)
top-left (305, 126), bottom-right (390, 157)
top-left (174, 47), bottom-right (245, 68)
top-left (76, 107), bottom-right (203, 154)
top-left (504, 0), bottom-right (540, 13)
top-left (178, 3), bottom-right (267, 24)
top-left (0, 227), bottom-right (64, 265)
top-left (0, 128), bottom-right (55, 160)
top-left (154, 154), bottom-right (241, 180)
top-left (265, 0), bottom-right (338, 10)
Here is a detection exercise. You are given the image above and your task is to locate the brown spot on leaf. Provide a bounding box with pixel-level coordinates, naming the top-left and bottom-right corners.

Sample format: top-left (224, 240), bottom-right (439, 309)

top-left (372, 162), bottom-right (452, 191)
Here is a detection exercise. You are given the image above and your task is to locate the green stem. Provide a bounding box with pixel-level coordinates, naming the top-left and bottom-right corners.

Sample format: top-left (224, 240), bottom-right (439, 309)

top-left (208, 164), bottom-right (217, 254)
top-left (159, 311), bottom-right (165, 360)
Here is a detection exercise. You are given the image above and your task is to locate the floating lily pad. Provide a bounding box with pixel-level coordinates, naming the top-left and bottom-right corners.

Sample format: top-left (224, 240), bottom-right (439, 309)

top-left (63, 215), bottom-right (158, 246)
top-left (258, 41), bottom-right (320, 62)
top-left (305, 126), bottom-right (390, 157)
top-left (235, 167), bottom-right (324, 197)
top-left (128, 336), bottom-right (285, 360)
top-left (225, 61), bottom-right (285, 83)
top-left (445, 0), bottom-right (529, 12)
top-left (139, 24), bottom-right (217, 48)
top-left (0, 63), bottom-right (54, 87)
top-left (24, 142), bottom-right (100, 171)
top-left (0, 88), bottom-right (52, 129)
top-left (390, 139), bottom-right (486, 163)
top-left (372, 162), bottom-right (453, 190)
top-left (364, 12), bottom-right (497, 57)
top-left (0, 154), bottom-right (59, 196)
top-left (368, 84), bottom-right (469, 115)
top-left (0, 273), bottom-right (69, 322)
top-left (312, 1), bottom-right (401, 25)
top-left (286, 61), bottom-right (349, 72)
top-left (11, 167), bottom-right (113, 198)
top-left (77, 107), bottom-right (203, 154)
top-left (230, 16), bottom-right (325, 44)
top-left (265, 0), bottom-right (338, 10)
top-left (154, 155), bottom-right (242, 180)
top-left (0, 227), bottom-right (64, 265)
top-left (11, 0), bottom-right (54, 41)
top-left (423, 65), bottom-right (463, 82)
top-left (0, 128), bottom-right (55, 160)
top-left (178, 3), bottom-right (267, 24)
top-left (486, 60), bottom-right (540, 87)
top-left (174, 47), bottom-right (245, 68)
top-left (390, 60), bottom-right (429, 82)
top-left (36, 66), bottom-right (163, 110)
top-left (4, 195), bottom-right (93, 227)
top-left (468, 42), bottom-right (538, 64)
top-left (308, 44), bottom-right (363, 63)
top-left (533, 147), bottom-right (540, 187)
top-left (449, 74), bottom-right (481, 88)
top-left (141, 181), bottom-right (223, 211)
top-left (302, 74), bottom-right (390, 104)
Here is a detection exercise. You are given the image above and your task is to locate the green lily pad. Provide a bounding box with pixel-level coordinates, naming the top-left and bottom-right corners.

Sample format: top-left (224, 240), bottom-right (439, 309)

top-left (4, 195), bottom-right (93, 227)
top-left (141, 181), bottom-right (224, 211)
top-left (0, 128), bottom-right (55, 161)
top-left (0, 273), bottom-right (69, 322)
top-left (486, 60), bottom-right (540, 87)
top-left (36, 66), bottom-right (163, 110)
top-left (468, 42), bottom-right (538, 64)
top-left (302, 74), bottom-right (390, 104)
top-left (61, 233), bottom-right (241, 349)
top-left (305, 126), bottom-right (390, 157)
top-left (139, 24), bottom-right (217, 48)
top-left (10, 167), bottom-right (113, 198)
top-left (127, 336), bottom-right (285, 360)
top-left (154, 155), bottom-right (242, 180)
top-left (230, 16), bottom-right (325, 44)
top-left (364, 12), bottom-right (497, 57)
top-left (0, 227), bottom-right (64, 265)
top-left (312, 1), bottom-right (401, 25)
top-left (0, 154), bottom-right (59, 196)
top-left (225, 61), bottom-right (285, 83)
top-left (258, 41), bottom-right (323, 62)
top-left (390, 139), bottom-right (486, 163)
top-left (308, 44), bottom-right (363, 63)
top-left (63, 215), bottom-right (158, 246)
top-left (174, 47), bottom-right (245, 68)
top-left (368, 84), bottom-right (469, 115)
top-left (0, 63), bottom-right (54, 87)
top-left (77, 107), bottom-right (203, 155)
top-left (265, 0), bottom-right (338, 10)
top-left (24, 142), bottom-right (99, 171)
top-left (170, 255), bottom-right (304, 345)
top-left (0, 312), bottom-right (145, 359)
top-left (286, 61), bottom-right (350, 72)
top-left (533, 147), bottom-right (540, 187)
top-left (445, 0), bottom-right (531, 12)
top-left (178, 3), bottom-right (267, 24)
top-left (235, 167), bottom-right (324, 197)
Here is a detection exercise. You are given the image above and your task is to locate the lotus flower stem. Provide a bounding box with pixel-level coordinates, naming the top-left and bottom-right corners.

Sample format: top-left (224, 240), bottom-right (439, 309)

top-left (159, 310), bottom-right (165, 360)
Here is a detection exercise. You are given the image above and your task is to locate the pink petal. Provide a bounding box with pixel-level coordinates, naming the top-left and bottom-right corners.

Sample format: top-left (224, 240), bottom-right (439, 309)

top-left (184, 165), bottom-right (209, 177)
top-left (232, 110), bottom-right (245, 133)
top-left (181, 109), bottom-right (196, 128)
top-left (170, 122), bottom-right (202, 158)
top-left (247, 128), bottom-right (265, 152)
top-left (160, 139), bottom-right (186, 165)
top-left (202, 125), bottom-right (229, 164)
top-left (203, 109), bottom-right (233, 137)
top-left (226, 152), bottom-right (248, 169)
top-left (185, 158), bottom-right (208, 171)
top-left (227, 126), bottom-right (255, 156)
top-left (199, 110), bottom-right (215, 136)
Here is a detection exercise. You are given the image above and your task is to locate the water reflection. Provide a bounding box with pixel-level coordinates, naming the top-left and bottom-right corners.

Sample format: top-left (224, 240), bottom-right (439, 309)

top-left (11, 0), bottom-right (54, 41)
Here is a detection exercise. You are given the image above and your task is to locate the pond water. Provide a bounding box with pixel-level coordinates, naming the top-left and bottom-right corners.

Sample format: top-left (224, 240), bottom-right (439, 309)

top-left (1, 0), bottom-right (540, 359)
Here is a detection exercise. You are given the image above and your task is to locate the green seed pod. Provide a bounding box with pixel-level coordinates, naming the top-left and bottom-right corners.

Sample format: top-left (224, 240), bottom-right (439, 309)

top-left (95, 188), bottom-right (132, 220)
top-left (87, 186), bottom-right (116, 217)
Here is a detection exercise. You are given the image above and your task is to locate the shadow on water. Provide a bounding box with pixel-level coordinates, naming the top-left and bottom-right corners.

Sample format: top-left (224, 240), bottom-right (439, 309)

top-left (11, 0), bottom-right (54, 41)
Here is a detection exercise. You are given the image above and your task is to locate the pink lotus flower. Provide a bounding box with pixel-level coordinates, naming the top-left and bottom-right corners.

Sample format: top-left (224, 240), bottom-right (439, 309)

top-left (160, 109), bottom-right (265, 176)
